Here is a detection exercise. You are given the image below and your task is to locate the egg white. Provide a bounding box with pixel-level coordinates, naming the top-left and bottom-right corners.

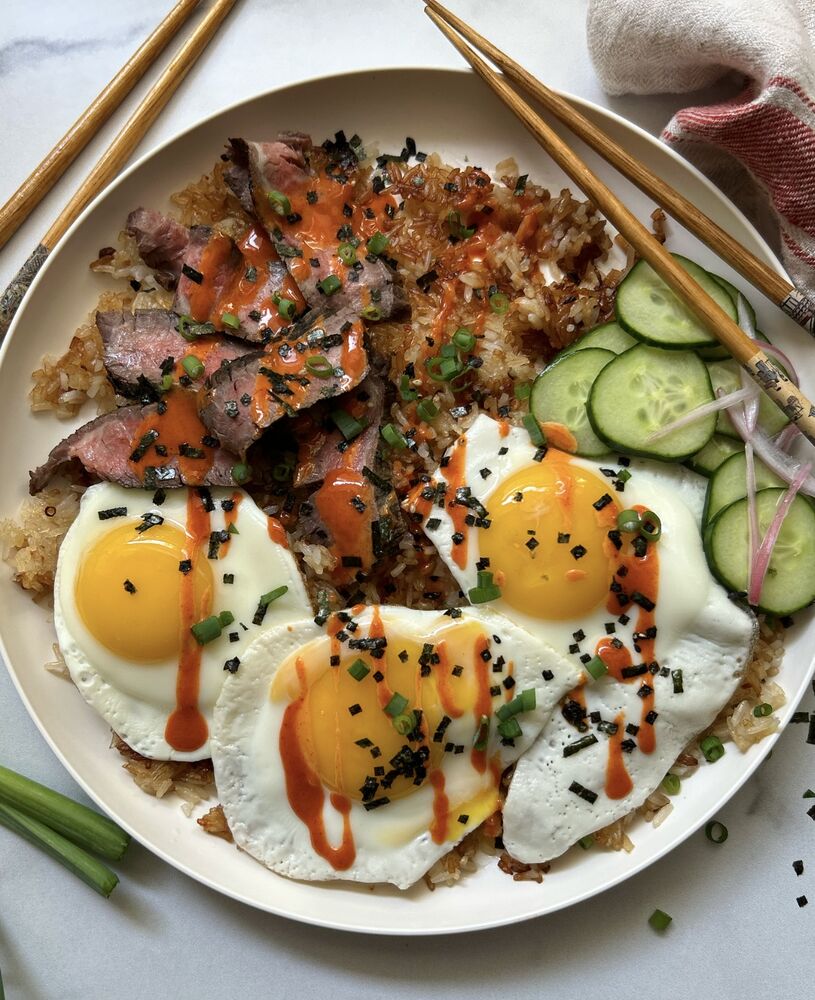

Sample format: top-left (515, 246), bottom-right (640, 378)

top-left (416, 414), bottom-right (756, 860)
top-left (55, 483), bottom-right (311, 761)
top-left (211, 605), bottom-right (581, 889)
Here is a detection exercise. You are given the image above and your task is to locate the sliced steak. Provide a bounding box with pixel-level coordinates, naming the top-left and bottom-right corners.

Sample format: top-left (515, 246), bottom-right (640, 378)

top-left (199, 308), bottom-right (369, 456)
top-left (30, 391), bottom-right (239, 494)
top-left (96, 309), bottom-right (251, 395)
top-left (126, 208), bottom-right (191, 290)
top-left (224, 133), bottom-right (405, 320)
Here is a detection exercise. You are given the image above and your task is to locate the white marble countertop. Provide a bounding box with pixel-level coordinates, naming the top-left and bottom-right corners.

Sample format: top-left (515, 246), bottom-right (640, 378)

top-left (1, 2), bottom-right (813, 997)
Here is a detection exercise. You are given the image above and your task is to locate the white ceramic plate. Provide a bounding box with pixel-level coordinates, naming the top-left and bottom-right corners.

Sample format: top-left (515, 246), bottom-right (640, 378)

top-left (1, 68), bottom-right (812, 935)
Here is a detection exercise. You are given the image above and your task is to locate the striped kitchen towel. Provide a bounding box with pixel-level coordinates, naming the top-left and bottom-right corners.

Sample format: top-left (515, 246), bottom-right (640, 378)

top-left (586, 0), bottom-right (815, 294)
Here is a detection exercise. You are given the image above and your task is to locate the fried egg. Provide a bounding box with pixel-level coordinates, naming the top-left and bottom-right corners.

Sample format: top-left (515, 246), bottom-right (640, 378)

top-left (55, 483), bottom-right (311, 761)
top-left (211, 605), bottom-right (580, 889)
top-left (410, 414), bottom-right (756, 861)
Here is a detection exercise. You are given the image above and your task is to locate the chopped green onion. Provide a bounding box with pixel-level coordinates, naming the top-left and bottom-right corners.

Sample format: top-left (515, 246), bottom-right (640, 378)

top-left (0, 764), bottom-right (129, 862)
top-left (496, 688), bottom-right (537, 722)
top-left (276, 297), bottom-right (297, 320)
top-left (318, 274), bottom-right (342, 296)
top-left (639, 510), bottom-right (662, 542)
top-left (705, 820), bottom-right (728, 844)
top-left (191, 615), bottom-right (223, 645)
top-left (160, 373), bottom-right (173, 392)
top-left (361, 304), bottom-right (383, 321)
top-left (447, 210), bottom-right (476, 239)
top-left (426, 354), bottom-right (463, 382)
top-left (330, 409), bottom-right (365, 441)
top-left (347, 659), bottom-right (370, 681)
top-left (578, 834), bottom-right (595, 850)
top-left (585, 656), bottom-right (608, 681)
top-left (260, 585), bottom-right (288, 606)
top-left (399, 374), bottom-right (419, 402)
top-left (514, 382), bottom-right (532, 401)
top-left (381, 423), bottom-right (407, 449)
top-left (522, 412), bottom-right (546, 447)
top-left (338, 243), bottom-right (357, 265)
top-left (753, 702), bottom-right (773, 717)
top-left (305, 355), bottom-right (334, 378)
top-left (489, 292), bottom-right (510, 315)
top-left (617, 509), bottom-right (642, 533)
top-left (468, 570), bottom-right (502, 604)
top-left (662, 773), bottom-right (681, 796)
top-left (181, 355), bottom-right (205, 379)
top-left (221, 312), bottom-right (240, 330)
top-left (648, 909), bottom-right (672, 932)
top-left (231, 463), bottom-right (252, 485)
top-left (617, 468), bottom-right (632, 484)
top-left (440, 344), bottom-right (458, 359)
top-left (473, 715), bottom-right (490, 752)
top-left (0, 800), bottom-right (119, 898)
top-left (385, 692), bottom-right (408, 717)
top-left (452, 327), bottom-right (476, 352)
top-left (700, 734), bottom-right (725, 763)
top-left (393, 712), bottom-right (416, 735)
top-left (177, 314), bottom-right (216, 341)
top-left (267, 189), bottom-right (291, 215)
top-left (497, 717), bottom-right (522, 740)
top-left (417, 398), bottom-right (439, 422)
top-left (366, 231), bottom-right (389, 256)
top-left (218, 610), bottom-right (234, 628)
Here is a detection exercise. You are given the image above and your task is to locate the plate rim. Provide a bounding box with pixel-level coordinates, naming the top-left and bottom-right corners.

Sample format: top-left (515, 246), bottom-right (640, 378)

top-left (0, 65), bottom-right (807, 936)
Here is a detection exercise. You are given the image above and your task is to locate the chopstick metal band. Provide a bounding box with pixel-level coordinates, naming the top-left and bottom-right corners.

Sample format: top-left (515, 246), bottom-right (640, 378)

top-left (780, 288), bottom-right (815, 337)
top-left (0, 243), bottom-right (49, 344)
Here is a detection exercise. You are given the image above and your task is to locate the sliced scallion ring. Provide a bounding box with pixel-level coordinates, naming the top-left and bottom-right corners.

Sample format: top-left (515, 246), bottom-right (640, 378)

top-left (338, 243), bottom-right (357, 265)
top-left (753, 702), bottom-right (773, 717)
top-left (399, 374), bottom-right (418, 402)
top-left (267, 189), bottom-right (291, 215)
top-left (393, 712), bottom-right (416, 736)
top-left (417, 398), bottom-right (438, 422)
top-left (366, 231), bottom-right (389, 256)
top-left (221, 312), bottom-right (240, 330)
top-left (700, 734), bottom-right (725, 763)
top-left (381, 423), bottom-right (407, 449)
top-left (452, 327), bottom-right (476, 351)
top-left (231, 463), bottom-right (252, 485)
top-left (639, 510), bottom-right (662, 542)
top-left (361, 304), bottom-right (383, 321)
top-left (181, 355), bottom-right (205, 379)
top-left (617, 509), bottom-right (642, 533)
top-left (305, 355), bottom-right (334, 379)
top-left (317, 274), bottom-right (342, 296)
top-left (330, 409), bottom-right (365, 441)
top-left (705, 820), bottom-right (728, 844)
top-left (276, 297), bottom-right (297, 320)
top-left (489, 292), bottom-right (510, 315)
top-left (661, 773), bottom-right (681, 795)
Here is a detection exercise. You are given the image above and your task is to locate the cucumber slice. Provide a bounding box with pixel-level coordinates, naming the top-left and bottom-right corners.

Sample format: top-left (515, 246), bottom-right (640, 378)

top-left (586, 344), bottom-right (716, 461)
top-left (703, 451), bottom-right (785, 523)
top-left (686, 435), bottom-right (744, 477)
top-left (705, 488), bottom-right (815, 615)
top-left (560, 321), bottom-right (636, 358)
top-left (709, 273), bottom-right (758, 331)
top-left (615, 253), bottom-right (736, 350)
top-left (530, 348), bottom-right (615, 457)
top-left (706, 358), bottom-right (790, 439)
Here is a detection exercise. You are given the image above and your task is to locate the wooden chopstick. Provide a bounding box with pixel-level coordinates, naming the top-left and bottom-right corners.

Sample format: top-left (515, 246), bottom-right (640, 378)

top-left (424, 0), bottom-right (815, 338)
top-left (0, 0), bottom-right (238, 343)
top-left (424, 5), bottom-right (815, 446)
top-left (0, 0), bottom-right (202, 253)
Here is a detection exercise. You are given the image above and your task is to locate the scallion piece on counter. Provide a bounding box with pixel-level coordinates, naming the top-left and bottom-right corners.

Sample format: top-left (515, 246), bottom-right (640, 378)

top-left (361, 304), bottom-right (383, 321)
top-left (753, 702), bottom-right (773, 717)
top-left (514, 382), bottom-right (532, 401)
top-left (221, 312), bottom-right (240, 330)
top-left (617, 509), bottom-right (642, 533)
top-left (452, 327), bottom-right (476, 352)
top-left (338, 243), bottom-right (357, 265)
top-left (489, 292), bottom-right (509, 315)
top-left (381, 423), bottom-right (407, 449)
top-left (181, 355), bottom-right (205, 379)
top-left (585, 655), bottom-right (608, 681)
top-left (305, 355), bottom-right (334, 378)
top-left (399, 374), bottom-right (418, 402)
top-left (191, 615), bottom-right (223, 645)
top-left (662, 773), bottom-right (681, 796)
top-left (705, 820), bottom-right (728, 844)
top-left (648, 909), bottom-right (672, 932)
top-left (276, 297), bottom-right (297, 320)
top-left (468, 570), bottom-right (502, 604)
top-left (0, 800), bottom-right (119, 897)
top-left (347, 659), bottom-right (370, 682)
top-left (700, 734), bottom-right (725, 763)
top-left (385, 692), bottom-right (408, 718)
top-left (0, 764), bottom-right (129, 861)
top-left (522, 412), bottom-right (546, 447)
top-left (267, 189), bottom-right (291, 215)
top-left (318, 274), bottom-right (342, 296)
top-left (417, 398), bottom-right (439, 422)
top-left (231, 463), bottom-right (252, 485)
top-left (639, 510), bottom-right (662, 542)
top-left (497, 717), bottom-right (522, 740)
top-left (366, 231), bottom-right (388, 256)
top-left (259, 586), bottom-right (288, 607)
top-left (330, 409), bottom-right (365, 441)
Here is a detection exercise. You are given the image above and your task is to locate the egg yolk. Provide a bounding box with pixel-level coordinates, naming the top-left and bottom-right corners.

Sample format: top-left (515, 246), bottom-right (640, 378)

top-left (75, 521), bottom-right (214, 663)
top-left (479, 458), bottom-right (619, 620)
